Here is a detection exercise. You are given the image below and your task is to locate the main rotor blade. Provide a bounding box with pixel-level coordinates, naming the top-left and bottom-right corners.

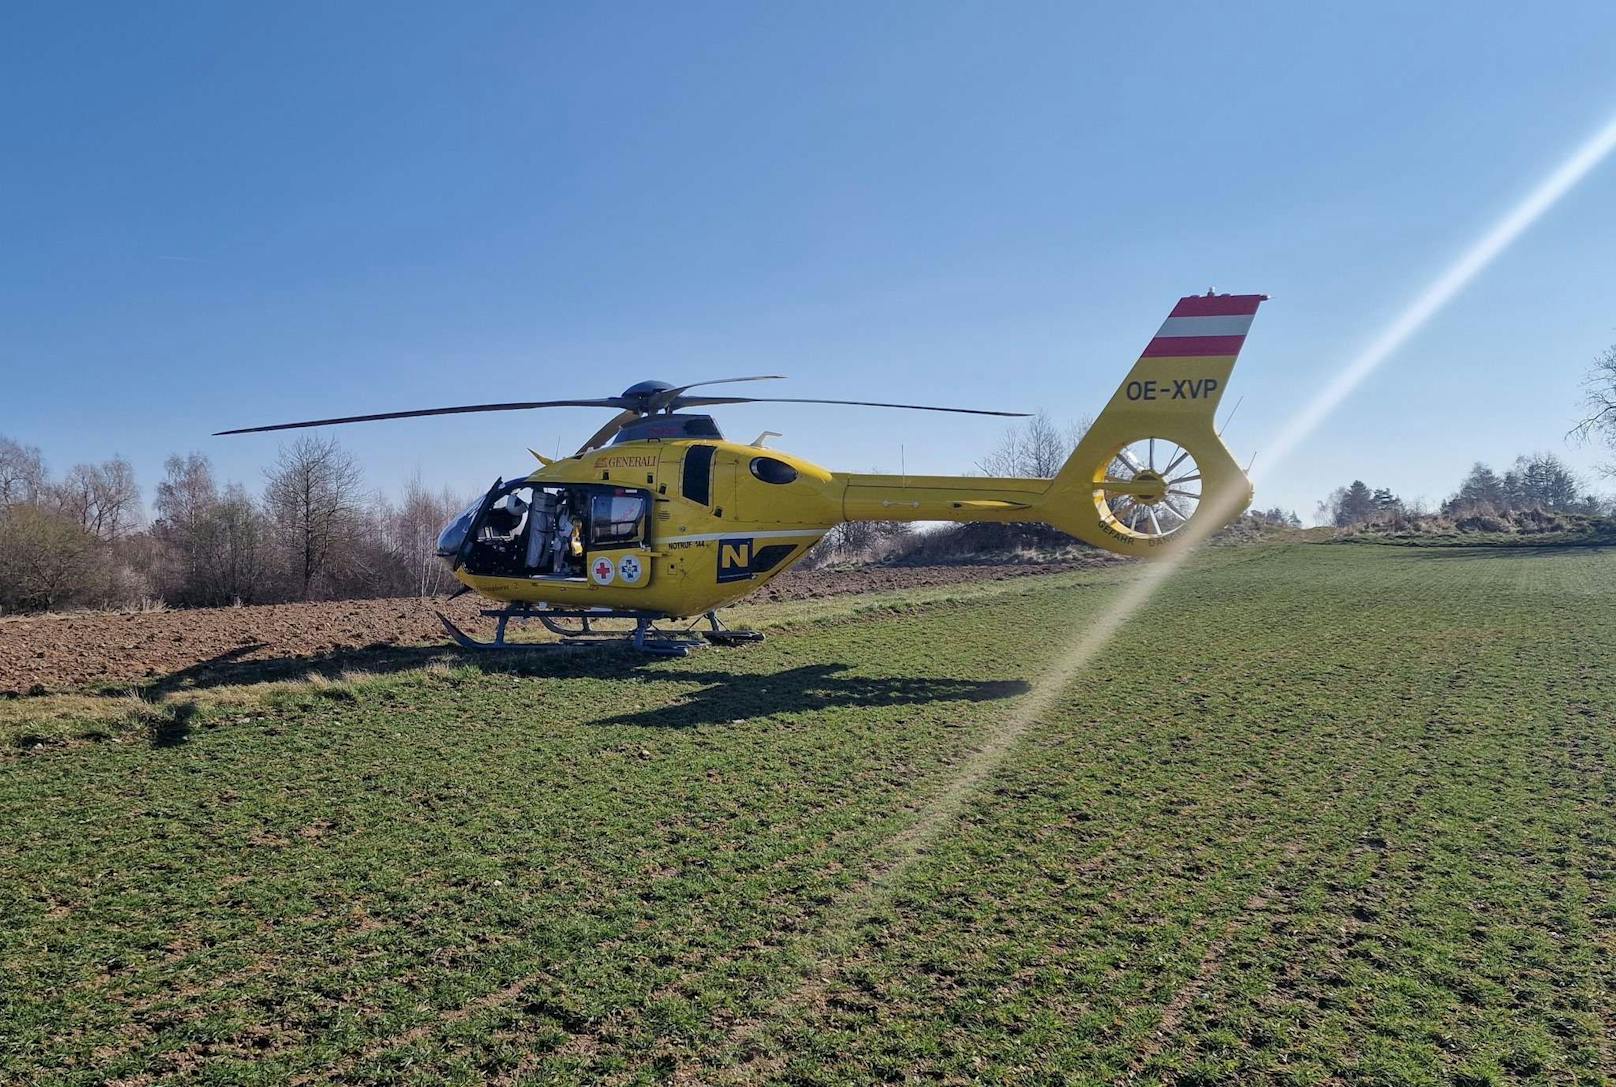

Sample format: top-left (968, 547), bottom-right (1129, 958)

top-left (672, 396), bottom-right (1030, 417)
top-left (214, 399), bottom-right (627, 436)
top-left (669, 375), bottom-right (785, 395)
top-left (574, 408), bottom-right (643, 455)
top-left (647, 375), bottom-right (785, 412)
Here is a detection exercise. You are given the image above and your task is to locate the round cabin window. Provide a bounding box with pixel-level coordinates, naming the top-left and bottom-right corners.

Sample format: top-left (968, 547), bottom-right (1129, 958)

top-left (749, 456), bottom-right (798, 485)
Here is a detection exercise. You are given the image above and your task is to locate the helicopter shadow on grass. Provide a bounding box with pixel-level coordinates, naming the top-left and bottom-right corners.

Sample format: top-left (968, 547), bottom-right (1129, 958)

top-left (138, 640), bottom-right (646, 696)
top-left (590, 662), bottom-right (1031, 729)
top-left (135, 643), bottom-right (1030, 730)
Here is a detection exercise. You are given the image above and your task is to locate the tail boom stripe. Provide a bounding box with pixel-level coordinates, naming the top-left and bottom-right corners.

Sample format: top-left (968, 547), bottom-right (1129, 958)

top-left (1168, 293), bottom-right (1267, 318)
top-left (1154, 314), bottom-right (1255, 338)
top-left (1131, 354), bottom-right (1238, 367)
top-left (1140, 335), bottom-right (1247, 358)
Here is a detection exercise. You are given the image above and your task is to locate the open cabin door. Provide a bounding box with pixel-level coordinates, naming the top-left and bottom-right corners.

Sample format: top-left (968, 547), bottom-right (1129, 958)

top-left (443, 479), bottom-right (579, 582)
top-left (442, 478), bottom-right (655, 590)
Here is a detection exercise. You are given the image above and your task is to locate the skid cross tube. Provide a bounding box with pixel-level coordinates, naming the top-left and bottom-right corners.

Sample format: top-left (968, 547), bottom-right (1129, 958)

top-left (437, 604), bottom-right (761, 658)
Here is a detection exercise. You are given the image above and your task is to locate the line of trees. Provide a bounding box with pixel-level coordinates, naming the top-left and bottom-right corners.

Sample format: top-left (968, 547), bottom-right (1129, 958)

top-left (1248, 507), bottom-right (1303, 527)
top-left (12, 336), bottom-right (1616, 611)
top-left (1440, 455), bottom-right (1601, 516)
top-left (1316, 480), bottom-right (1409, 527)
top-left (0, 434), bottom-right (466, 614)
top-left (1318, 452), bottom-right (1614, 529)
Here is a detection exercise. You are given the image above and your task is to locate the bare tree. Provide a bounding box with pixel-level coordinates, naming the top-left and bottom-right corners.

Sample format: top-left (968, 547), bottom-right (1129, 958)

top-left (154, 453), bottom-right (220, 602)
top-left (809, 519), bottom-right (914, 567)
top-left (51, 457), bottom-right (141, 542)
top-left (1572, 344), bottom-right (1616, 473)
top-left (0, 442), bottom-right (145, 611)
top-left (379, 472), bottom-right (466, 596)
top-left (977, 412), bottom-right (1090, 478)
top-left (155, 454), bottom-right (217, 533)
top-left (152, 455), bottom-right (272, 606)
top-left (0, 436), bottom-right (46, 506)
top-left (263, 436), bottom-right (366, 599)
top-left (210, 483), bottom-right (270, 605)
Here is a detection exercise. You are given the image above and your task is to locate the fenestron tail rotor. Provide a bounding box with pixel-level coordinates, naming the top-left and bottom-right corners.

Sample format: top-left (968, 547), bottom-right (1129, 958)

top-left (215, 376), bottom-right (1029, 442)
top-left (1095, 437), bottom-right (1204, 539)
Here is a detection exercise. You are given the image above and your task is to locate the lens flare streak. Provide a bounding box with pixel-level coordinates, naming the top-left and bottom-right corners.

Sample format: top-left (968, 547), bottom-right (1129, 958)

top-left (751, 105), bottom-right (1616, 1040)
top-left (1256, 110), bottom-right (1616, 483)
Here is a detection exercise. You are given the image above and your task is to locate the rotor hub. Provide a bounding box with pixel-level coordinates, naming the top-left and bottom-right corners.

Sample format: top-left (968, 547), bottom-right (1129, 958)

top-left (616, 380), bottom-right (676, 414)
top-left (1128, 469), bottom-right (1169, 506)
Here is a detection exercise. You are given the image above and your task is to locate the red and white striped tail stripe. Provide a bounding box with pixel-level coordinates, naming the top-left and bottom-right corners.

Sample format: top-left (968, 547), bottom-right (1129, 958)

top-left (1140, 293), bottom-right (1267, 358)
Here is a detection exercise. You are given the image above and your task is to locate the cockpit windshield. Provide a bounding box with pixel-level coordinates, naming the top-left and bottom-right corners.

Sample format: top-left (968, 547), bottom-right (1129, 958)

top-left (434, 498), bottom-right (483, 558)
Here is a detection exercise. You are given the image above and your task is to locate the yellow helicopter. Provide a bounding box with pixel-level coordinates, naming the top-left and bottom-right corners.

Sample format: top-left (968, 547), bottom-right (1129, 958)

top-left (220, 292), bottom-right (1265, 655)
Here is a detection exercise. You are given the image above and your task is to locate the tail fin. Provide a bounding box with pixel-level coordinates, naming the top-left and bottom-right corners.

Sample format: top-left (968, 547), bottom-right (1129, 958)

top-left (1037, 292), bottom-right (1267, 555)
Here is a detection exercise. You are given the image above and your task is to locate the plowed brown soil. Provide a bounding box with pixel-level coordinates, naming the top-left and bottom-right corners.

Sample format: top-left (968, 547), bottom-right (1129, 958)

top-left (0, 560), bottom-right (1109, 695)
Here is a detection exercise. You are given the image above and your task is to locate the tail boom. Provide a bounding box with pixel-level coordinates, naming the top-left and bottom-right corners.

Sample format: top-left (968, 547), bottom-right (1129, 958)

top-left (833, 292), bottom-right (1266, 558)
top-left (1040, 292), bottom-right (1265, 555)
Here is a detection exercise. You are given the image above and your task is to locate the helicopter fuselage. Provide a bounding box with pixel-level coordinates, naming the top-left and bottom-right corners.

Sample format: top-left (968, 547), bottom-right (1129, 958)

top-left (442, 286), bottom-right (1268, 620)
top-left (446, 434), bottom-right (1062, 619)
top-left (218, 292), bottom-right (1268, 638)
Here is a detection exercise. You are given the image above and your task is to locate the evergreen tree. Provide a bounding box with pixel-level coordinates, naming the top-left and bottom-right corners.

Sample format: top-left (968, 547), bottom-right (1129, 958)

top-left (1334, 480), bottom-right (1376, 526)
top-left (1445, 462), bottom-right (1505, 513)
top-left (1502, 454), bottom-right (1582, 511)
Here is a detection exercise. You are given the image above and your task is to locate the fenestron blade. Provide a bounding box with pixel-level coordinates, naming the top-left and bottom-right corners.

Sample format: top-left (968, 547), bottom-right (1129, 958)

top-left (214, 399), bottom-right (626, 436)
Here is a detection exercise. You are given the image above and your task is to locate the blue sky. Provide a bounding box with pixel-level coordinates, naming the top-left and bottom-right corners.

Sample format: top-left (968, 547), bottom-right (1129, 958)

top-left (5, 2), bottom-right (1616, 521)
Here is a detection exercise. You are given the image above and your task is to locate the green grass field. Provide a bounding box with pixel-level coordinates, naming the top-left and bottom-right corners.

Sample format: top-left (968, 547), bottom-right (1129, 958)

top-left (3, 544), bottom-right (1613, 1086)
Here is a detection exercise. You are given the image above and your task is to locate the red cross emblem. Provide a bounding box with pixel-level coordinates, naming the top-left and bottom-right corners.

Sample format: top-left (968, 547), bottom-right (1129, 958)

top-left (594, 559), bottom-right (613, 580)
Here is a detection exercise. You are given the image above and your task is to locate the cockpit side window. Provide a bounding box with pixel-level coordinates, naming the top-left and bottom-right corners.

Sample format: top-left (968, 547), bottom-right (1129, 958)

top-left (589, 490), bottom-right (648, 548)
top-left (749, 456), bottom-right (798, 484)
top-left (682, 445), bottom-right (714, 505)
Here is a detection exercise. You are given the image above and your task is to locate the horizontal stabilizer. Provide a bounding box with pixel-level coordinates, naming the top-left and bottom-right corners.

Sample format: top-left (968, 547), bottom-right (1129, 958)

top-left (950, 499), bottom-right (1032, 511)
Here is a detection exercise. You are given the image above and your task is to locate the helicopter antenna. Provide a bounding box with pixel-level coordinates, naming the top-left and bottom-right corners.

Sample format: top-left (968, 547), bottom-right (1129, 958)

top-left (1218, 395), bottom-right (1244, 437)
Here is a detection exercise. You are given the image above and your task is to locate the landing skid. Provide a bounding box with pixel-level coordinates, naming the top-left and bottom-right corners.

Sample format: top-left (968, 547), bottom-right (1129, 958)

top-left (437, 605), bottom-right (763, 659)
